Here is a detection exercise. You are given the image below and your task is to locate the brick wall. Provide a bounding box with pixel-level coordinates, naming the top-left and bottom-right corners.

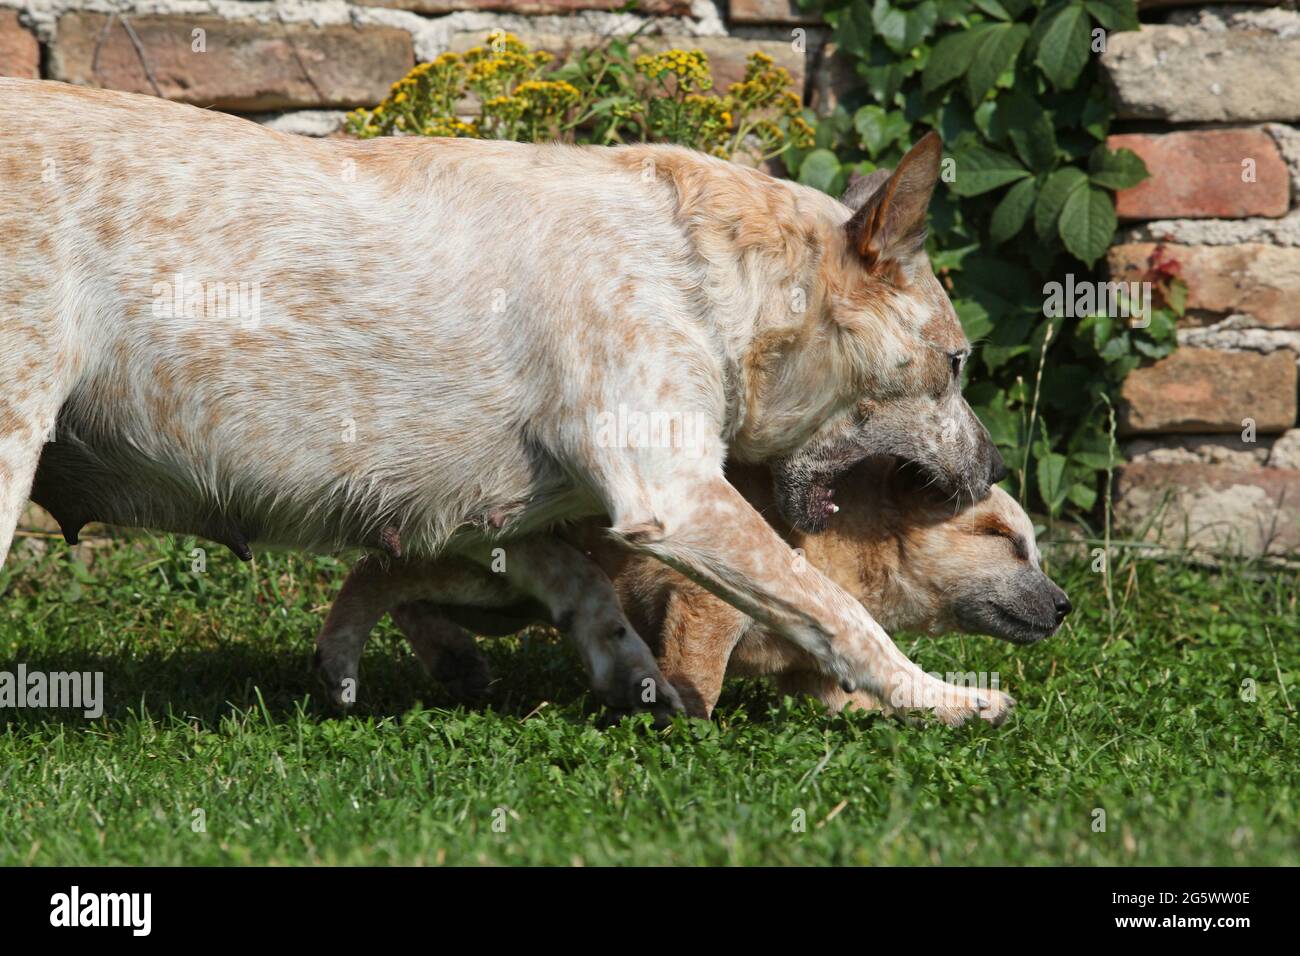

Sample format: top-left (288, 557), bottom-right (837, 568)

top-left (0, 0), bottom-right (814, 130)
top-left (1100, 3), bottom-right (1300, 557)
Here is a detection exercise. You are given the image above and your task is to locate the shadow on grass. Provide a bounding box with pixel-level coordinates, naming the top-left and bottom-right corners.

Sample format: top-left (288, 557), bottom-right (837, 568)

top-left (0, 631), bottom-right (614, 731)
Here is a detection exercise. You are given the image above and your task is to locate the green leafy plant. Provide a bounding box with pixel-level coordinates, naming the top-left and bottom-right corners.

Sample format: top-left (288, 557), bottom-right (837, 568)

top-left (346, 32), bottom-right (814, 163)
top-left (787, 0), bottom-right (1177, 522)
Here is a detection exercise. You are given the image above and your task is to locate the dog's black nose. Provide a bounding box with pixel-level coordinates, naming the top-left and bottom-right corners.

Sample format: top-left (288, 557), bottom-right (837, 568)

top-left (989, 448), bottom-right (1008, 485)
top-left (1054, 592), bottom-right (1072, 623)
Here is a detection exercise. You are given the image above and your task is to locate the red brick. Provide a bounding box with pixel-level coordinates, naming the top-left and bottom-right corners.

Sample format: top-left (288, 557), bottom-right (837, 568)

top-left (1109, 243), bottom-right (1300, 330)
top-left (1119, 349), bottom-right (1297, 435)
top-left (50, 13), bottom-right (414, 111)
top-left (357, 0), bottom-right (690, 13)
top-left (1107, 130), bottom-right (1289, 220)
top-left (0, 10), bottom-right (39, 79)
top-left (729, 0), bottom-right (824, 25)
top-left (1137, 0), bottom-right (1276, 6)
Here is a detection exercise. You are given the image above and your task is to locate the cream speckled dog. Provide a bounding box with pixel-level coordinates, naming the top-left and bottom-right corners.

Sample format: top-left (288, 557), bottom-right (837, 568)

top-left (7, 80), bottom-right (1008, 723)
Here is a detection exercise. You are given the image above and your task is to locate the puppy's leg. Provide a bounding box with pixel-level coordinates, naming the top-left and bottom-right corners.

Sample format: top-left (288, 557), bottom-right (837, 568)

top-left (655, 587), bottom-right (750, 718)
top-left (463, 536), bottom-right (684, 719)
top-left (609, 474), bottom-right (1012, 727)
top-left (313, 557), bottom-right (500, 708)
top-left (389, 601), bottom-right (492, 703)
top-left (774, 671), bottom-right (886, 715)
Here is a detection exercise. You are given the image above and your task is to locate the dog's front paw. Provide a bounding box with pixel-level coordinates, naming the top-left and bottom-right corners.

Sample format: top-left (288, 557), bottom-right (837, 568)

top-left (932, 686), bottom-right (1015, 728)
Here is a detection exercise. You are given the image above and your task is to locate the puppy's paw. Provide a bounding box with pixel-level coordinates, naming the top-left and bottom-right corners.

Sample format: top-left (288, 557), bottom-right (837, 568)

top-left (428, 647), bottom-right (493, 704)
top-left (311, 646), bottom-right (358, 712)
top-left (596, 650), bottom-right (685, 726)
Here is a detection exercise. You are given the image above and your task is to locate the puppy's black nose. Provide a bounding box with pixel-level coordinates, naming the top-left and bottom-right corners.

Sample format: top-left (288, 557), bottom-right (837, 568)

top-left (1054, 592), bottom-right (1072, 623)
top-left (989, 448), bottom-right (1008, 485)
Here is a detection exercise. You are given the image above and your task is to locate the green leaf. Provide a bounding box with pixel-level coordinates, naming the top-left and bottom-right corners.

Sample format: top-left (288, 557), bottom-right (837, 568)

top-left (955, 298), bottom-right (993, 342)
top-left (996, 93), bottom-right (1058, 172)
top-left (1098, 329), bottom-right (1131, 362)
top-left (1071, 450), bottom-right (1113, 470)
top-left (964, 22), bottom-right (1031, 104)
top-left (1037, 452), bottom-right (1070, 513)
top-left (1035, 3), bottom-right (1092, 90)
top-left (1034, 165), bottom-right (1087, 238)
top-left (976, 399), bottom-right (1021, 448)
top-left (854, 105), bottom-right (909, 158)
top-left (1084, 0), bottom-right (1139, 31)
top-left (874, 0), bottom-right (939, 54)
top-left (922, 24), bottom-right (994, 94)
top-left (1165, 280), bottom-right (1188, 316)
top-left (1058, 184), bottom-right (1117, 265)
top-left (872, 0), bottom-right (910, 53)
top-left (973, 0), bottom-right (1012, 19)
top-left (797, 148), bottom-right (842, 194)
top-left (989, 177), bottom-right (1037, 244)
top-left (827, 2), bottom-right (875, 58)
top-left (1067, 480), bottom-right (1098, 511)
top-left (1088, 145), bottom-right (1148, 191)
top-left (1081, 92), bottom-right (1111, 139)
top-left (949, 144), bottom-right (1031, 197)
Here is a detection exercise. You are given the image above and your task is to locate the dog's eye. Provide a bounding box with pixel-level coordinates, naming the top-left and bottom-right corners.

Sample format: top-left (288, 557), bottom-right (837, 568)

top-left (949, 352), bottom-right (963, 379)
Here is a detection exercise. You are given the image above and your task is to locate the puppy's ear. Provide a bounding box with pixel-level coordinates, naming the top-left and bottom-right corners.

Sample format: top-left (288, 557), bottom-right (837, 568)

top-left (841, 168), bottom-right (893, 213)
top-left (845, 131), bottom-right (942, 269)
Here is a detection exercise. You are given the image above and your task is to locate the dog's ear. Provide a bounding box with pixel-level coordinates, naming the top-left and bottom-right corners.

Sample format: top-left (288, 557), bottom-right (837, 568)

top-left (841, 168), bottom-right (893, 213)
top-left (845, 131), bottom-right (942, 269)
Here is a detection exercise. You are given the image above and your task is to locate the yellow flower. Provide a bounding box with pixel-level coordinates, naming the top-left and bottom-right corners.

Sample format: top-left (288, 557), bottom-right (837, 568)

top-left (635, 48), bottom-right (712, 92)
top-left (420, 117), bottom-right (479, 138)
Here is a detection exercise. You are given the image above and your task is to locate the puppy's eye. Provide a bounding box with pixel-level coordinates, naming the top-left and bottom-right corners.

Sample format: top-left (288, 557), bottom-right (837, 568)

top-left (949, 352), bottom-right (963, 379)
top-left (979, 527), bottom-right (1030, 561)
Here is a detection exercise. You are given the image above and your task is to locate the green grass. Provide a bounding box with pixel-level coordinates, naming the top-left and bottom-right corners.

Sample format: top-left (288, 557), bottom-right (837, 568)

top-left (1, 530), bottom-right (1295, 866)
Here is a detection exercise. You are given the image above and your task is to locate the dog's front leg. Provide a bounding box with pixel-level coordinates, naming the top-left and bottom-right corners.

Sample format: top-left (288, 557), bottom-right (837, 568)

top-left (610, 475), bottom-right (1012, 726)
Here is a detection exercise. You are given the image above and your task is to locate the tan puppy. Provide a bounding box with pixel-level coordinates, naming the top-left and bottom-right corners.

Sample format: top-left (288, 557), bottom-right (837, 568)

top-left (314, 458), bottom-right (1067, 721)
top-left (611, 459), bottom-right (1069, 717)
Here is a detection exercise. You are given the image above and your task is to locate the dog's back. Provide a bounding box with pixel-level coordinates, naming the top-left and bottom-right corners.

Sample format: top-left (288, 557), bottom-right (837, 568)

top-left (3, 80), bottom-right (723, 557)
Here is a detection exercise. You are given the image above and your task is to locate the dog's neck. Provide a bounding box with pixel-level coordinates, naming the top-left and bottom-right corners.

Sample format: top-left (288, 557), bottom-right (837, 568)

top-left (623, 146), bottom-right (854, 456)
